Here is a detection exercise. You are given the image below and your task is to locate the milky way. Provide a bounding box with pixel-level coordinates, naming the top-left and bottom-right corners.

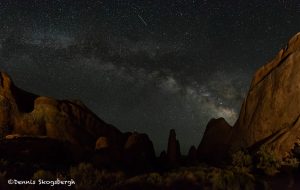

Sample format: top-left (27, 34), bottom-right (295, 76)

top-left (0, 0), bottom-right (299, 153)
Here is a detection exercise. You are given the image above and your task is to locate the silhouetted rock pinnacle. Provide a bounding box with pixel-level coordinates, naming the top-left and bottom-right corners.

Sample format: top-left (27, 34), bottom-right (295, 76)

top-left (187, 145), bottom-right (197, 164)
top-left (197, 118), bottom-right (232, 163)
top-left (123, 132), bottom-right (156, 172)
top-left (167, 129), bottom-right (181, 166)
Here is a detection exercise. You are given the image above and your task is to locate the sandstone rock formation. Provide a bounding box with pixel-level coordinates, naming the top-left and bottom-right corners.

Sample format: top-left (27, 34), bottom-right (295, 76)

top-left (198, 32), bottom-right (300, 161)
top-left (187, 145), bottom-right (197, 164)
top-left (167, 129), bottom-right (181, 165)
top-left (197, 118), bottom-right (232, 163)
top-left (0, 71), bottom-right (123, 149)
top-left (159, 150), bottom-right (167, 161)
top-left (230, 32), bottom-right (300, 159)
top-left (92, 136), bottom-right (116, 168)
top-left (0, 71), bottom-right (160, 171)
top-left (123, 132), bottom-right (156, 172)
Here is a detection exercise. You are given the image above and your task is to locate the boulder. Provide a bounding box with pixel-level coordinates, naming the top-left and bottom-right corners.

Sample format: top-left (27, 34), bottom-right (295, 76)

top-left (95, 136), bottom-right (110, 150)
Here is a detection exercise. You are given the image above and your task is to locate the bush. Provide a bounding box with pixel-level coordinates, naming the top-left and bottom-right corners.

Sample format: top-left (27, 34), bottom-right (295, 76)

top-left (32, 170), bottom-right (55, 180)
top-left (231, 150), bottom-right (253, 173)
top-left (70, 163), bottom-right (97, 189)
top-left (121, 173), bottom-right (163, 189)
top-left (255, 147), bottom-right (280, 176)
top-left (70, 162), bottom-right (125, 190)
top-left (282, 156), bottom-right (299, 167)
top-left (94, 170), bottom-right (125, 189)
top-left (161, 165), bottom-right (257, 190)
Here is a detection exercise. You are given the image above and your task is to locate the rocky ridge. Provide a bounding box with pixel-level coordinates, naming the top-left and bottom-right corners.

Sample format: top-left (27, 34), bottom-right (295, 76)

top-left (0, 72), bottom-right (156, 170)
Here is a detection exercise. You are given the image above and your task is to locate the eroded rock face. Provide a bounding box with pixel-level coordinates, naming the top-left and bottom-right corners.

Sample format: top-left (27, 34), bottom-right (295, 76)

top-left (0, 72), bottom-right (122, 149)
top-left (230, 32), bottom-right (300, 159)
top-left (0, 72), bottom-right (160, 170)
top-left (198, 33), bottom-right (300, 161)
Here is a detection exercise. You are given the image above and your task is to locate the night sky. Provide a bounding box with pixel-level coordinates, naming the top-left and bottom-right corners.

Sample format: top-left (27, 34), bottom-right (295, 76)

top-left (0, 0), bottom-right (299, 153)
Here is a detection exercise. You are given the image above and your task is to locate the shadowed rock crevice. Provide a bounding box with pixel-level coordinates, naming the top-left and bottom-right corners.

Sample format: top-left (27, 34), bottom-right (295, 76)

top-left (251, 52), bottom-right (292, 89)
top-left (11, 85), bottom-right (37, 113)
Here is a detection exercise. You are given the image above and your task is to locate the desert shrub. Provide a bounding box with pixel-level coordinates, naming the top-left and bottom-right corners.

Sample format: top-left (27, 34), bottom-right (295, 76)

top-left (207, 168), bottom-right (255, 190)
top-left (231, 150), bottom-right (253, 170)
top-left (280, 155), bottom-right (300, 175)
top-left (282, 156), bottom-right (299, 169)
top-left (32, 170), bottom-right (55, 180)
top-left (208, 168), bottom-right (225, 189)
top-left (145, 172), bottom-right (163, 185)
top-left (162, 170), bottom-right (199, 190)
top-left (70, 162), bottom-right (125, 190)
top-left (121, 172), bottom-right (163, 189)
top-left (255, 147), bottom-right (280, 176)
top-left (164, 170), bottom-right (189, 185)
top-left (69, 163), bottom-right (98, 189)
top-left (161, 165), bottom-right (256, 190)
top-left (192, 167), bottom-right (206, 181)
top-left (94, 170), bottom-right (125, 189)
top-left (231, 150), bottom-right (253, 174)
